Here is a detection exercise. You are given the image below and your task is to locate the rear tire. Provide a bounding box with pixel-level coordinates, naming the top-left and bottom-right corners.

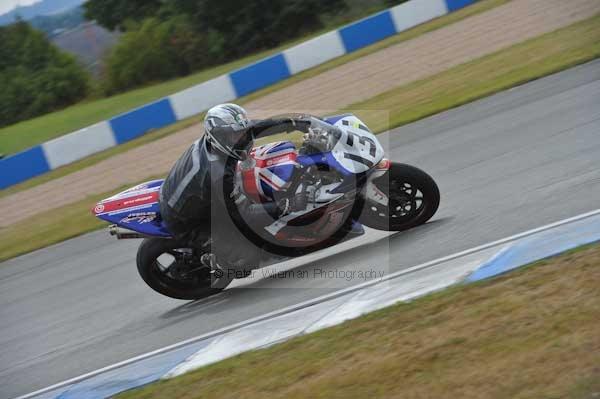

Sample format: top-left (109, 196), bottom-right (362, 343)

top-left (136, 238), bottom-right (229, 300)
top-left (359, 163), bottom-right (440, 231)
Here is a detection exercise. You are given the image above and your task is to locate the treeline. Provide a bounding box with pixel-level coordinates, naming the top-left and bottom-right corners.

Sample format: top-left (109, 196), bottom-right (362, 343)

top-left (2, 0), bottom-right (409, 128)
top-left (0, 21), bottom-right (90, 128)
top-left (85, 0), bottom-right (351, 93)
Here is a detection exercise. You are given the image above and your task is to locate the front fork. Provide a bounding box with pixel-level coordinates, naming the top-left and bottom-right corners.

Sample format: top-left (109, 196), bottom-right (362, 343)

top-left (363, 158), bottom-right (391, 207)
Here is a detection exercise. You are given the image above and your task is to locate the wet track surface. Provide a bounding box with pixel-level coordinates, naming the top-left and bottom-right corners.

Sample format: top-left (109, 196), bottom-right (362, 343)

top-left (1, 61), bottom-right (600, 398)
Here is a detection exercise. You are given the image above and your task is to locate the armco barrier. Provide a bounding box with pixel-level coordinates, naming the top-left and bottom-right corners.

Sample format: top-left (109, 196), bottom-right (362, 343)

top-left (0, 0), bottom-right (476, 190)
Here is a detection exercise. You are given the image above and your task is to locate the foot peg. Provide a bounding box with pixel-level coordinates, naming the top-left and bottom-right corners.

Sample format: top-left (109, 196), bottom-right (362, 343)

top-left (201, 253), bottom-right (227, 283)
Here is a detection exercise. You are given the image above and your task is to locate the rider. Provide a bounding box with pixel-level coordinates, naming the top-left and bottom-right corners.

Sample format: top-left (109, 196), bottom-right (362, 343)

top-left (159, 104), bottom-right (310, 273)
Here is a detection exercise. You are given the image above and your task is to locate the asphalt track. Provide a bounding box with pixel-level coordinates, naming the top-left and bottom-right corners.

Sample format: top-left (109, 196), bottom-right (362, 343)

top-left (2, 61), bottom-right (600, 398)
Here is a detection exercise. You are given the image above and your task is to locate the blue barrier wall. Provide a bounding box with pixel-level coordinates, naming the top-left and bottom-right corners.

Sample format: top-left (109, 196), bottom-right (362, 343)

top-left (446, 0), bottom-right (476, 12)
top-left (339, 11), bottom-right (397, 52)
top-left (0, 146), bottom-right (50, 190)
top-left (0, 0), bottom-right (476, 190)
top-left (109, 99), bottom-right (177, 144)
top-left (230, 54), bottom-right (292, 97)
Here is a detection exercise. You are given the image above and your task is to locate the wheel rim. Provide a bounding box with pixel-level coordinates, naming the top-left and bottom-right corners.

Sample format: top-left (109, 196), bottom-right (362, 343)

top-left (369, 180), bottom-right (425, 222)
top-left (151, 249), bottom-right (211, 289)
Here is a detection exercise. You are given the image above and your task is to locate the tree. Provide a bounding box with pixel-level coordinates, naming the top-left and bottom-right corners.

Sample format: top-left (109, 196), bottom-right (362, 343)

top-left (104, 16), bottom-right (212, 93)
top-left (0, 21), bottom-right (90, 127)
top-left (83, 0), bottom-right (162, 31)
top-left (179, 0), bottom-right (347, 57)
top-left (92, 0), bottom-right (348, 92)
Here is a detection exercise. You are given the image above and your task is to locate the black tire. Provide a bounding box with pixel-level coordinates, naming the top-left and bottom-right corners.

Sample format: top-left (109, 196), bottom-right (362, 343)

top-left (359, 163), bottom-right (440, 231)
top-left (136, 238), bottom-right (230, 300)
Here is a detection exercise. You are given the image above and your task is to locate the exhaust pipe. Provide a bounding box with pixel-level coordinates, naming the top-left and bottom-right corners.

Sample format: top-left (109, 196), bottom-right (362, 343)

top-left (109, 225), bottom-right (147, 240)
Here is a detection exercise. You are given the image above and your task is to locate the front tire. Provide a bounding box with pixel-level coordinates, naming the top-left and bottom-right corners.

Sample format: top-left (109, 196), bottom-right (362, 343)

top-left (359, 163), bottom-right (440, 231)
top-left (136, 238), bottom-right (229, 300)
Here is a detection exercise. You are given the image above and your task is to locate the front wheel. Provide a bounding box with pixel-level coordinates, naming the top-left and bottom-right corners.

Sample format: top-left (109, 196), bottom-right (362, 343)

top-left (136, 238), bottom-right (230, 300)
top-left (359, 163), bottom-right (440, 231)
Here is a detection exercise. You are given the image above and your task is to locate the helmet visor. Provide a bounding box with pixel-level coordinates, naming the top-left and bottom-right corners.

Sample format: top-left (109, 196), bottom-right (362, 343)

top-left (212, 125), bottom-right (252, 159)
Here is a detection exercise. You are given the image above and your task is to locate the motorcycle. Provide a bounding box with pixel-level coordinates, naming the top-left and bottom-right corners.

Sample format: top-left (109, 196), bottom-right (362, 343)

top-left (92, 113), bottom-right (440, 299)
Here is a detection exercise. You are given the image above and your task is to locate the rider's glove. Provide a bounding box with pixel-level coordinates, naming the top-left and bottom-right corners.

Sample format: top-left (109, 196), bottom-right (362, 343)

top-left (287, 118), bottom-right (311, 133)
top-left (303, 126), bottom-right (330, 152)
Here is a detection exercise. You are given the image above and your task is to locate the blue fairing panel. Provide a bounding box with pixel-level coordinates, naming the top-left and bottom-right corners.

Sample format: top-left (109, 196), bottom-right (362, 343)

top-left (94, 180), bottom-right (173, 238)
top-left (296, 152), bottom-right (352, 177)
top-left (99, 202), bottom-right (173, 238)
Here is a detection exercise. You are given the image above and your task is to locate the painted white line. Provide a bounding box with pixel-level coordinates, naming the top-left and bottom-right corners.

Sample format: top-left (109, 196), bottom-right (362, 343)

top-left (16, 208), bottom-right (600, 399)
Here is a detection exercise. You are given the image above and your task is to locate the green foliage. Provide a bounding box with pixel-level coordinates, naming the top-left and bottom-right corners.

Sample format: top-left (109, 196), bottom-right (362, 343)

top-left (384, 0), bottom-right (411, 7)
top-left (104, 16), bottom-right (211, 93)
top-left (0, 21), bottom-right (90, 128)
top-left (96, 0), bottom-right (347, 92)
top-left (184, 0), bottom-right (347, 57)
top-left (83, 0), bottom-right (162, 31)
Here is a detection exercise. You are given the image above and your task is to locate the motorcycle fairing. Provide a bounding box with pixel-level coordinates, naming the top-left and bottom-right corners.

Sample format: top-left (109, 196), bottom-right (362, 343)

top-left (240, 141), bottom-right (297, 203)
top-left (329, 115), bottom-right (384, 174)
top-left (323, 113), bottom-right (354, 125)
top-left (295, 152), bottom-right (353, 177)
top-left (91, 114), bottom-right (376, 244)
top-left (93, 180), bottom-right (171, 237)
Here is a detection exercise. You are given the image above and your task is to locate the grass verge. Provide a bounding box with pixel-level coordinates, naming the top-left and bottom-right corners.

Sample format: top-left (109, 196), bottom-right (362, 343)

top-left (0, 0), bottom-right (509, 156)
top-left (2, 13), bottom-right (599, 262)
top-left (0, 185), bottom-right (126, 262)
top-left (351, 12), bottom-right (600, 132)
top-left (116, 243), bottom-right (600, 399)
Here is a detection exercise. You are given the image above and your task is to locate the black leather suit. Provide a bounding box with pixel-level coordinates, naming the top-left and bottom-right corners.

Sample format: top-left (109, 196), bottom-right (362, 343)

top-left (159, 119), bottom-right (307, 269)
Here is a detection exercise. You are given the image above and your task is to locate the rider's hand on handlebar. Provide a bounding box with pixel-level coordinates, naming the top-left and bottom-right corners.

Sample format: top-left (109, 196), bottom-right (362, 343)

top-left (288, 118), bottom-right (311, 133)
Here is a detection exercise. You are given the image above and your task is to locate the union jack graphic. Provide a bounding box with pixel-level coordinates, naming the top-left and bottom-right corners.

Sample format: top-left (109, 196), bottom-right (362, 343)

top-left (242, 141), bottom-right (297, 203)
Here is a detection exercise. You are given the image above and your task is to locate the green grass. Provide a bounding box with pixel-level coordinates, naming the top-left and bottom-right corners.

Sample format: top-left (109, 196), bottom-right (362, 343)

top-left (2, 13), bottom-right (599, 262)
top-left (0, 0), bottom-right (509, 157)
top-left (0, 188), bottom-right (117, 262)
top-left (116, 243), bottom-right (600, 399)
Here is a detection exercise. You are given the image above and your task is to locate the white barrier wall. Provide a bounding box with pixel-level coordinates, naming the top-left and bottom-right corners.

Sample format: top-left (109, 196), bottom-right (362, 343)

top-left (42, 122), bottom-right (116, 170)
top-left (390, 0), bottom-right (449, 32)
top-left (283, 31), bottom-right (346, 75)
top-left (1, 0), bottom-right (476, 189)
top-left (170, 75), bottom-right (237, 121)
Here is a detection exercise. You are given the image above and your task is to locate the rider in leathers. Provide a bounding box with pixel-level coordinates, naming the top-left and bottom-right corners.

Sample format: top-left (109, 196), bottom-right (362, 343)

top-left (160, 104), bottom-right (310, 275)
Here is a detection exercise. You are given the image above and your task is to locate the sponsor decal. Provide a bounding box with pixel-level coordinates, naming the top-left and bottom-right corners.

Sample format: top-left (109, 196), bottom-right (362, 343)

top-left (94, 203), bottom-right (105, 214)
top-left (120, 212), bottom-right (157, 224)
top-left (266, 154), bottom-right (293, 166)
top-left (98, 191), bottom-right (160, 214)
top-left (123, 195), bottom-right (155, 207)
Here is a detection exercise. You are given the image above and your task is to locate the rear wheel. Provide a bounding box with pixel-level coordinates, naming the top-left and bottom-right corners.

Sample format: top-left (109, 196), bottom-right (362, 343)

top-left (359, 163), bottom-right (440, 231)
top-left (136, 238), bottom-right (230, 300)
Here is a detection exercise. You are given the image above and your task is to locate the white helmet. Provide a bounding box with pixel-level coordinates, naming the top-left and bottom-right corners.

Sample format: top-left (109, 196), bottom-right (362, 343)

top-left (204, 104), bottom-right (251, 160)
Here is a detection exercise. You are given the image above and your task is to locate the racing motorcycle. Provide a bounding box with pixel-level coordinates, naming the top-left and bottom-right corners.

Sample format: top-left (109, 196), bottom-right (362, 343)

top-left (92, 113), bottom-right (440, 299)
